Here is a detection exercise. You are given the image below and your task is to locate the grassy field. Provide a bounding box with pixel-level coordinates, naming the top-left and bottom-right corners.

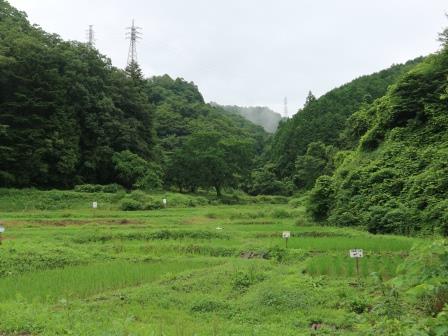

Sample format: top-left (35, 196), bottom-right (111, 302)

top-left (0, 189), bottom-right (425, 335)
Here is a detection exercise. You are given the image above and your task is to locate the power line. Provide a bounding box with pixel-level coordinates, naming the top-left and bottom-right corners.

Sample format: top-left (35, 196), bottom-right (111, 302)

top-left (126, 19), bottom-right (142, 66)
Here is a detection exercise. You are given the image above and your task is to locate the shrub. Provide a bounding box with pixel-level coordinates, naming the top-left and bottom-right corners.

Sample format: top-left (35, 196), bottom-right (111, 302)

top-left (307, 175), bottom-right (335, 221)
top-left (359, 126), bottom-right (384, 151)
top-left (288, 197), bottom-right (306, 208)
top-left (270, 209), bottom-right (292, 218)
top-left (349, 298), bottom-right (370, 314)
top-left (102, 184), bottom-right (123, 193)
top-left (119, 198), bottom-right (144, 211)
top-left (74, 184), bottom-right (123, 193)
top-left (144, 197), bottom-right (162, 210)
top-left (190, 298), bottom-right (228, 313)
top-left (367, 203), bottom-right (418, 235)
top-left (423, 200), bottom-right (448, 236)
top-left (265, 246), bottom-right (288, 263)
top-left (74, 184), bottom-right (104, 193)
top-left (392, 241), bottom-right (448, 316)
top-left (232, 272), bottom-right (252, 292)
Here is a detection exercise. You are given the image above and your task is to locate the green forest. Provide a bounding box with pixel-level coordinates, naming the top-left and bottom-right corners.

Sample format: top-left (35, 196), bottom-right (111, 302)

top-left (1, 1), bottom-right (448, 335)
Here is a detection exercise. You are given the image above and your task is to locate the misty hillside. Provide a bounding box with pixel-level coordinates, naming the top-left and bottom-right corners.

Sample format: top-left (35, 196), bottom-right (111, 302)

top-left (220, 105), bottom-right (283, 133)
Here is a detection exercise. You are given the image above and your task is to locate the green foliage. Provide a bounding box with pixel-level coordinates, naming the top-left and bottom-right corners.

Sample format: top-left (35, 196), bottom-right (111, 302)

top-left (245, 164), bottom-right (293, 196)
top-left (0, 2), bottom-right (156, 188)
top-left (294, 142), bottom-right (336, 189)
top-left (119, 198), bottom-right (144, 211)
top-left (74, 184), bottom-right (123, 193)
top-left (308, 176), bottom-right (335, 221)
top-left (316, 48), bottom-right (448, 235)
top-left (392, 241), bottom-right (448, 316)
top-left (166, 131), bottom-right (254, 196)
top-left (112, 150), bottom-right (163, 190)
top-left (269, 59), bottom-right (421, 178)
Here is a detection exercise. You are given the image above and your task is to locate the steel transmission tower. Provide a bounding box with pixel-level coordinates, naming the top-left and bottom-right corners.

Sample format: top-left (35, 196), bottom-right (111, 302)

top-left (126, 19), bottom-right (142, 66)
top-left (284, 97), bottom-right (289, 118)
top-left (86, 25), bottom-right (95, 47)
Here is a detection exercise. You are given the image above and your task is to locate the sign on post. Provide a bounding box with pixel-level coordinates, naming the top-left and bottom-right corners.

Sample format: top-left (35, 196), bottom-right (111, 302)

top-left (162, 198), bottom-right (167, 208)
top-left (349, 249), bottom-right (363, 258)
top-left (282, 231), bottom-right (291, 248)
top-left (349, 249), bottom-right (364, 281)
top-left (92, 201), bottom-right (98, 209)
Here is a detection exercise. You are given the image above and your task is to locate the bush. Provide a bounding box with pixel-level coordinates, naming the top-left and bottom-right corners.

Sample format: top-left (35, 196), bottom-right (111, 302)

top-left (270, 209), bottom-right (292, 218)
top-left (190, 298), bottom-right (228, 313)
top-left (349, 298), bottom-right (371, 314)
top-left (246, 164), bottom-right (294, 196)
top-left (102, 184), bottom-right (123, 193)
top-left (392, 241), bottom-right (448, 316)
top-left (288, 196), bottom-right (306, 208)
top-left (265, 246), bottom-right (288, 263)
top-left (367, 203), bottom-right (418, 235)
top-left (119, 198), bottom-right (144, 211)
top-left (74, 184), bottom-right (123, 193)
top-left (307, 175), bottom-right (335, 221)
top-left (423, 200), bottom-right (448, 236)
top-left (74, 184), bottom-right (104, 193)
top-left (144, 197), bottom-right (163, 210)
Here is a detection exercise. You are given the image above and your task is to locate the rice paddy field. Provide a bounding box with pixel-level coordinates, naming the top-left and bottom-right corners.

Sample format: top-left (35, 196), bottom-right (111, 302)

top-left (0, 189), bottom-right (426, 335)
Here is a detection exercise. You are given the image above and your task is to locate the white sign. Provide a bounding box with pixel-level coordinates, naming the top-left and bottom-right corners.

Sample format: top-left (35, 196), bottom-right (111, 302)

top-left (162, 198), bottom-right (167, 206)
top-left (349, 249), bottom-right (364, 258)
top-left (92, 202), bottom-right (98, 209)
top-left (282, 231), bottom-right (291, 239)
top-left (0, 226), bottom-right (4, 233)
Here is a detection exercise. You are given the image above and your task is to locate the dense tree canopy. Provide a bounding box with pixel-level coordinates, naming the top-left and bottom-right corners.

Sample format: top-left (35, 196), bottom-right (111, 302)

top-left (0, 1), bottom-right (156, 188)
top-left (0, 1), bottom-right (267, 192)
top-left (166, 131), bottom-right (253, 195)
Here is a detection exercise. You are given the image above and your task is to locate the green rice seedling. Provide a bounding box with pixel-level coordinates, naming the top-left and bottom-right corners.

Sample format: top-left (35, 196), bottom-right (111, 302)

top-left (0, 260), bottom-right (213, 302)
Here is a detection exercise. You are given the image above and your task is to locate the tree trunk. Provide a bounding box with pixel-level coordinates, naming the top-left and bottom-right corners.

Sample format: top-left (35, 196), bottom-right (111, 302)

top-left (215, 185), bottom-right (222, 197)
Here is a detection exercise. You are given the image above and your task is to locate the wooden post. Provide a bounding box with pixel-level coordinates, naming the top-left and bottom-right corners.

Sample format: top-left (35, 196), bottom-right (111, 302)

top-left (356, 257), bottom-right (360, 281)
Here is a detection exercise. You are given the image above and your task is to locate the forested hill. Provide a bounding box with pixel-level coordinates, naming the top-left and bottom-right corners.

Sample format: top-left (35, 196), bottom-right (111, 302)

top-left (147, 76), bottom-right (267, 156)
top-left (0, 0), bottom-right (267, 193)
top-left (219, 105), bottom-right (283, 133)
top-left (269, 58), bottom-right (423, 179)
top-left (309, 44), bottom-right (448, 236)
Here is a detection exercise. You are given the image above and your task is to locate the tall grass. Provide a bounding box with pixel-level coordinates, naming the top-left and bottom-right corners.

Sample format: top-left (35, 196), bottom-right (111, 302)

top-left (279, 236), bottom-right (414, 252)
top-left (0, 260), bottom-right (211, 302)
top-left (306, 255), bottom-right (401, 278)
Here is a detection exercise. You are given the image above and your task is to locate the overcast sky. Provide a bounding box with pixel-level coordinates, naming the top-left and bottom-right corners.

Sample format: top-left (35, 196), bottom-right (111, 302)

top-left (8, 0), bottom-right (448, 115)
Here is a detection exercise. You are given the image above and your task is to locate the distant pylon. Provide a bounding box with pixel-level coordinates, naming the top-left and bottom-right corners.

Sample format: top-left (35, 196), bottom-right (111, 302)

top-left (87, 25), bottom-right (95, 47)
top-left (284, 97), bottom-right (289, 118)
top-left (126, 19), bottom-right (142, 66)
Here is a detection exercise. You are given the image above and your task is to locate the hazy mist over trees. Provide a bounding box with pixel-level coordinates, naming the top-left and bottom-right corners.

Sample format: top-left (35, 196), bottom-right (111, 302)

top-left (219, 105), bottom-right (283, 133)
